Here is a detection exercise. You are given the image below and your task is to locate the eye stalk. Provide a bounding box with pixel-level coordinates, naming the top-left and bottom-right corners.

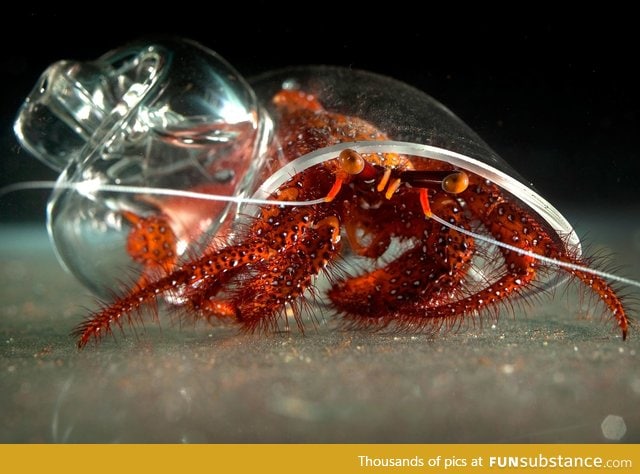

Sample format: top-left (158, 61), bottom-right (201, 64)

top-left (338, 149), bottom-right (365, 175)
top-left (442, 171), bottom-right (469, 194)
top-left (326, 149), bottom-right (376, 202)
top-left (399, 168), bottom-right (469, 195)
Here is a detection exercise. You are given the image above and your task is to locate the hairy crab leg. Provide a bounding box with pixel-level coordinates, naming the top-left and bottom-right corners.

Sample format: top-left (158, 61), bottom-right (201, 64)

top-left (73, 242), bottom-right (275, 348)
top-left (73, 182), bottom-right (343, 347)
top-left (329, 191), bottom-right (476, 321)
top-left (456, 175), bottom-right (629, 338)
top-left (177, 219), bottom-right (343, 332)
top-left (230, 215), bottom-right (341, 332)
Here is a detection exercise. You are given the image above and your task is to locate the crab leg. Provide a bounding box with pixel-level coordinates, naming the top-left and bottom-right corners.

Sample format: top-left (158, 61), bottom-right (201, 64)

top-left (73, 242), bottom-right (274, 348)
top-left (400, 177), bottom-right (630, 338)
top-left (329, 192), bottom-right (476, 323)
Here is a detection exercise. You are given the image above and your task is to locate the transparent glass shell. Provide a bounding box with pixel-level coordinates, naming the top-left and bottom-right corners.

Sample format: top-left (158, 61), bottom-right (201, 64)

top-left (14, 39), bottom-right (269, 296)
top-left (14, 46), bottom-right (579, 297)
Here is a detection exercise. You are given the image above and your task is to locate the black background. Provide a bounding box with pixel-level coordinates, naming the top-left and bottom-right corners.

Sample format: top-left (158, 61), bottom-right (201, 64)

top-left (1, 7), bottom-right (638, 221)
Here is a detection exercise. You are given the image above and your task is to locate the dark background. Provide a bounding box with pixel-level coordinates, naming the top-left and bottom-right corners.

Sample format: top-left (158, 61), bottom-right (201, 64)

top-left (1, 8), bottom-right (638, 221)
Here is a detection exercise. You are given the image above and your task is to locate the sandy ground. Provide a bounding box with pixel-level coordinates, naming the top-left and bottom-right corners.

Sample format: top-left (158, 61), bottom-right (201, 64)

top-left (0, 213), bottom-right (638, 443)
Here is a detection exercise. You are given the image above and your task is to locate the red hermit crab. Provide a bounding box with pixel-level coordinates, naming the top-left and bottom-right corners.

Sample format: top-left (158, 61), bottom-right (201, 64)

top-left (11, 40), bottom-right (633, 347)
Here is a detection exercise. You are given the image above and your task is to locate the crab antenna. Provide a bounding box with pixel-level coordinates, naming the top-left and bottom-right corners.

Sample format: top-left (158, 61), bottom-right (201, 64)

top-left (430, 212), bottom-right (640, 289)
top-left (5, 180), bottom-right (638, 289)
top-left (0, 181), bottom-right (326, 207)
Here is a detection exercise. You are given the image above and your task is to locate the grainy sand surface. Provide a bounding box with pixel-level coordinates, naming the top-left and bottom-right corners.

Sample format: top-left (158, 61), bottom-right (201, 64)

top-left (1, 213), bottom-right (638, 443)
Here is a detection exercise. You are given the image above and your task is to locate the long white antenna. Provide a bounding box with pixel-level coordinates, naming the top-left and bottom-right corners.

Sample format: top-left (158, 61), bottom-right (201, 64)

top-left (0, 180), bottom-right (326, 207)
top-left (4, 179), bottom-right (639, 290)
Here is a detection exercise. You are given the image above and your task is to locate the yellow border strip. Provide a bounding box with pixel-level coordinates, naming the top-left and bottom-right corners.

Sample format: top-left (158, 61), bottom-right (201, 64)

top-left (2, 444), bottom-right (637, 473)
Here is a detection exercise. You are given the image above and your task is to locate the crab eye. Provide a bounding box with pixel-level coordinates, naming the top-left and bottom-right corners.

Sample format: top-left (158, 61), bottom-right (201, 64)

top-left (442, 171), bottom-right (469, 194)
top-left (338, 149), bottom-right (365, 175)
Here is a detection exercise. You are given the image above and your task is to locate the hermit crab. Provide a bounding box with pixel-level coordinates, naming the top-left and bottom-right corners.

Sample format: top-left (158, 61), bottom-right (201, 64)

top-left (10, 39), bottom-right (633, 347)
